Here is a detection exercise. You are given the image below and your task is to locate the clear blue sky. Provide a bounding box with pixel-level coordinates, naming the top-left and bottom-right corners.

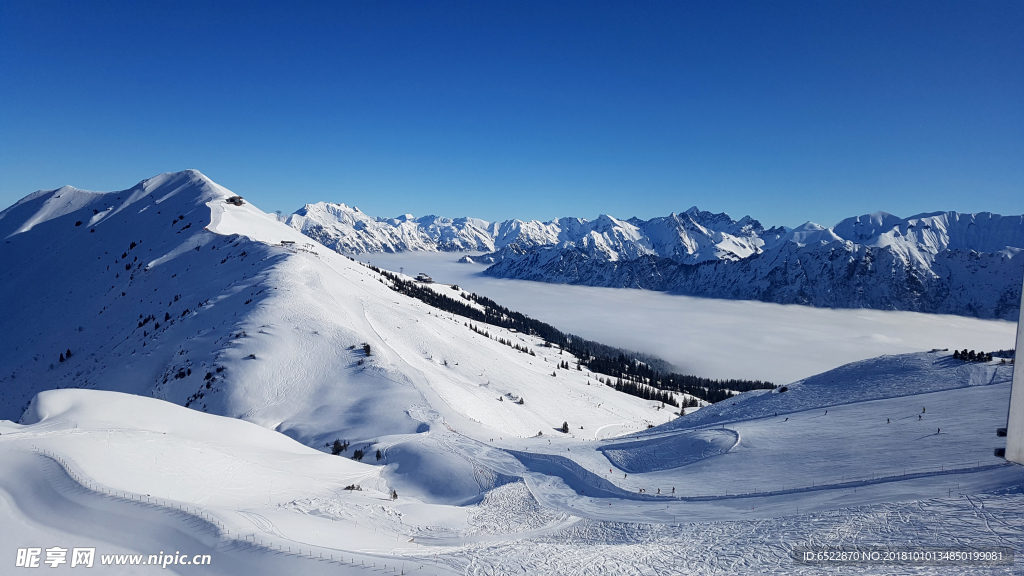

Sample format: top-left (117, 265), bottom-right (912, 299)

top-left (1, 1), bottom-right (1021, 227)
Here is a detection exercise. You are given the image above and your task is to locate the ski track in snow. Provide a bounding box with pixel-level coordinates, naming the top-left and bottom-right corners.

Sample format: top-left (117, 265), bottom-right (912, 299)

top-left (448, 493), bottom-right (1024, 576)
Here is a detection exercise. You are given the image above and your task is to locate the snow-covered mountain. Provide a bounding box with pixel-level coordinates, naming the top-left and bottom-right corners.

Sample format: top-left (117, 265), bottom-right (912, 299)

top-left (285, 202), bottom-right (1024, 319)
top-left (484, 210), bottom-right (1024, 319)
top-left (0, 170), bottom-right (675, 492)
top-left (286, 202), bottom-right (499, 253)
top-left (286, 203), bottom-right (778, 263)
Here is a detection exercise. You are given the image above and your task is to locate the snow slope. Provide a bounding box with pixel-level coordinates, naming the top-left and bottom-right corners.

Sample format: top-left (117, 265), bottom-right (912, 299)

top-left (0, 389), bottom-right (460, 575)
top-left (2, 354), bottom-right (1022, 575)
top-left (0, 170), bottom-right (674, 502)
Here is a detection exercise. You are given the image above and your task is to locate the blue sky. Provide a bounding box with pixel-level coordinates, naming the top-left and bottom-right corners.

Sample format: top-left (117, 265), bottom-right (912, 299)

top-left (1, 1), bottom-right (1021, 227)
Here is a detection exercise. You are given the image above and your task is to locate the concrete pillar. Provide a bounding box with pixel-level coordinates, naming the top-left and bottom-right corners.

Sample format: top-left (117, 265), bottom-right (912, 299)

top-left (1006, 276), bottom-right (1024, 465)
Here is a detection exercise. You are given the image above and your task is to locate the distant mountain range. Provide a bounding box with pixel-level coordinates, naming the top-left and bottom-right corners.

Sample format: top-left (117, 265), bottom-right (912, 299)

top-left (287, 202), bottom-right (1024, 319)
top-left (286, 203), bottom-right (782, 262)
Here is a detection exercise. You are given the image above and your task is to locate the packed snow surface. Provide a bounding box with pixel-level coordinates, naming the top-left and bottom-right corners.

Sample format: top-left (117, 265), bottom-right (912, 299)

top-left (3, 351), bottom-right (1022, 575)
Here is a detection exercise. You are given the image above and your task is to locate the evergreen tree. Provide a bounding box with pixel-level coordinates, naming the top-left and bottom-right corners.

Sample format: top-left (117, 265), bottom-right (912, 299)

top-left (376, 449), bottom-right (382, 461)
top-left (561, 421), bottom-right (569, 433)
top-left (332, 439), bottom-right (344, 455)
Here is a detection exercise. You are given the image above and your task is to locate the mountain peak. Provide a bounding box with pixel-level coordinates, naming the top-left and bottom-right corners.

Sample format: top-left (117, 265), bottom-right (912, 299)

top-left (782, 221), bottom-right (844, 246)
top-left (832, 211), bottom-right (903, 242)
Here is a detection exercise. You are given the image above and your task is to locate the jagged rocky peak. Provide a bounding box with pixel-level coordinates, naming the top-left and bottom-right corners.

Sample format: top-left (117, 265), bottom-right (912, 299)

top-left (283, 201), bottom-right (773, 263)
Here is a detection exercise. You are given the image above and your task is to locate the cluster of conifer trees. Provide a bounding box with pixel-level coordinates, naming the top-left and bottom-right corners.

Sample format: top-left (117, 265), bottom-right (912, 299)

top-left (594, 376), bottom-right (679, 406)
top-left (468, 323), bottom-right (535, 355)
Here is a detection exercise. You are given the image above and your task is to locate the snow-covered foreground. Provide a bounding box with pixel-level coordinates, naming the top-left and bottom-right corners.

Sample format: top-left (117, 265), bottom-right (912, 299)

top-left (2, 171), bottom-right (1022, 574)
top-left (364, 251), bottom-right (1017, 384)
top-left (3, 352), bottom-right (1023, 575)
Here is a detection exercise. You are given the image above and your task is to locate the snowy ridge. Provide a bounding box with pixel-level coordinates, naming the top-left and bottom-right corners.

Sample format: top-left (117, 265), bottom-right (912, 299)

top-left (286, 202), bottom-right (774, 263)
top-left (286, 202), bottom-right (498, 253)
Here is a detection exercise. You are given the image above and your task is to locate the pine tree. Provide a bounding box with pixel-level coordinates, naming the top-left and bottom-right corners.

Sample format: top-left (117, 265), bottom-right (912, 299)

top-left (59, 353), bottom-right (65, 362)
top-left (332, 439), bottom-right (344, 455)
top-left (376, 449), bottom-right (382, 461)
top-left (561, 421), bottom-right (569, 433)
